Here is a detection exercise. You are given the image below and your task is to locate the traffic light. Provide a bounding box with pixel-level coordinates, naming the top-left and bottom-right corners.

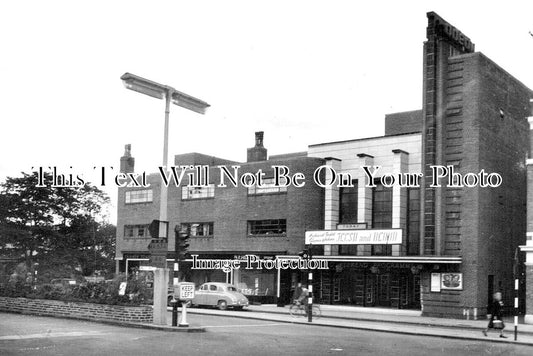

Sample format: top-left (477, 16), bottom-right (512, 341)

top-left (298, 249), bottom-right (309, 260)
top-left (149, 219), bottom-right (169, 240)
top-left (298, 245), bottom-right (314, 260)
top-left (174, 225), bottom-right (191, 262)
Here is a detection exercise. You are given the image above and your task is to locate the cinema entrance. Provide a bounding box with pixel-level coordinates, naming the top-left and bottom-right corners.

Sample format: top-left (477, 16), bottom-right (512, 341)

top-left (311, 261), bottom-right (422, 309)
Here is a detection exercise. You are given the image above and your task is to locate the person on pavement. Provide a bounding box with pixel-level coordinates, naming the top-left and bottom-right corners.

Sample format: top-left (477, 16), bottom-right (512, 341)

top-left (483, 291), bottom-right (506, 338)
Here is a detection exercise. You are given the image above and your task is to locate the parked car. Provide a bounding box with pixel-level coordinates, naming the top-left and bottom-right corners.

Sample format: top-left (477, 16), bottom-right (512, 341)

top-left (191, 282), bottom-right (249, 310)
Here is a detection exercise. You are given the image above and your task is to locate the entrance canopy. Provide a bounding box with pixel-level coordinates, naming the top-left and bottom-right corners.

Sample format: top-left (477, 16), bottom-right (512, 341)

top-left (279, 255), bottom-right (462, 264)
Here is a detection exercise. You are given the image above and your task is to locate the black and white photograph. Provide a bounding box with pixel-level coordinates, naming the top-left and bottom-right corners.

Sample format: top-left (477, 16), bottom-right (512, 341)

top-left (1, 1), bottom-right (533, 355)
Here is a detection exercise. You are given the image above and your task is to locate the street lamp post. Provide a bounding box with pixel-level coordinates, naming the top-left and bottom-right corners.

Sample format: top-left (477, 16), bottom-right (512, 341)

top-left (120, 73), bottom-right (209, 325)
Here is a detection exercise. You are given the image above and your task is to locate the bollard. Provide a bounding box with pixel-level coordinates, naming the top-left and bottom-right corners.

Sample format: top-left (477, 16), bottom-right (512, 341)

top-left (171, 299), bottom-right (178, 327)
top-left (179, 300), bottom-right (190, 327)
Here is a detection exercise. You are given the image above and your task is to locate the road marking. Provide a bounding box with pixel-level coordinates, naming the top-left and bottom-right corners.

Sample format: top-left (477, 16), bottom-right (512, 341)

top-left (202, 323), bottom-right (287, 329)
top-left (0, 331), bottom-right (107, 341)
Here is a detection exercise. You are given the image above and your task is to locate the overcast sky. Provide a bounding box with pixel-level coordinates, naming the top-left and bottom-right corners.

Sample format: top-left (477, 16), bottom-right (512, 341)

top-left (1, 0), bottom-right (532, 223)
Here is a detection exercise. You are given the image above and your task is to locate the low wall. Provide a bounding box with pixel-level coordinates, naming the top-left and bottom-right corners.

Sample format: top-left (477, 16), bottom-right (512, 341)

top-left (0, 296), bottom-right (153, 324)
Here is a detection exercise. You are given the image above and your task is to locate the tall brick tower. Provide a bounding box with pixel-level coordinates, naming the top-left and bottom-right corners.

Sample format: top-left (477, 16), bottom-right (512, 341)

top-left (521, 100), bottom-right (533, 324)
top-left (420, 12), bottom-right (532, 318)
top-left (421, 12), bottom-right (475, 256)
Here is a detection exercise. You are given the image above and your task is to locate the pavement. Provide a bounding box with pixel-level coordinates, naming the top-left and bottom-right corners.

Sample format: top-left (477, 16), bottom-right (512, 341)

top-left (178, 303), bottom-right (533, 346)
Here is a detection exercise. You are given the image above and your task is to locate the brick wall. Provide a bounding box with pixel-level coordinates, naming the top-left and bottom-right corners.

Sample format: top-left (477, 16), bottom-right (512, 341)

top-left (526, 265), bottom-right (533, 316)
top-left (422, 52), bottom-right (531, 318)
top-left (420, 271), bottom-right (467, 319)
top-left (0, 297), bottom-right (153, 323)
top-left (466, 53), bottom-right (529, 311)
top-left (384, 110), bottom-right (423, 136)
top-left (175, 157), bottom-right (325, 255)
top-left (117, 156), bottom-right (326, 260)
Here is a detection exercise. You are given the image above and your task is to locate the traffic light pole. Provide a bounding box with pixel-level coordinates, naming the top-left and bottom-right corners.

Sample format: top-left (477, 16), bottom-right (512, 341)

top-left (171, 261), bottom-right (179, 327)
top-left (308, 270), bottom-right (313, 323)
top-left (174, 225), bottom-right (191, 327)
top-left (514, 278), bottom-right (519, 341)
top-left (307, 244), bottom-right (313, 323)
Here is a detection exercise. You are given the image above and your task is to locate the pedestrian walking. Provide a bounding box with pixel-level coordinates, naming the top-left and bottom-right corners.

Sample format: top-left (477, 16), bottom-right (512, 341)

top-left (483, 292), bottom-right (507, 338)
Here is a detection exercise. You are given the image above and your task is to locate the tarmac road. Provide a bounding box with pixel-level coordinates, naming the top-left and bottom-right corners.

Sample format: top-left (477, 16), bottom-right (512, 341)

top-left (1, 312), bottom-right (532, 356)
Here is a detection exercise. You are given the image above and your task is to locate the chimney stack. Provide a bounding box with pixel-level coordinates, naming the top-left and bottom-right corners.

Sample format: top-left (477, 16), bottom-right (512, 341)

top-left (120, 144), bottom-right (135, 173)
top-left (247, 131), bottom-right (267, 162)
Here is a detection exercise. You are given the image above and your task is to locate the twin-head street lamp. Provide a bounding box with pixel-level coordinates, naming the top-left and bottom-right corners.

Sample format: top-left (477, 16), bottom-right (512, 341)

top-left (120, 73), bottom-right (210, 114)
top-left (120, 72), bottom-right (210, 227)
top-left (121, 72), bottom-right (209, 326)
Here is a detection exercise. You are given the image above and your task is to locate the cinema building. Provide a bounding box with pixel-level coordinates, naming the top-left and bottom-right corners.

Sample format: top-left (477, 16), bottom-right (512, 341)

top-left (115, 12), bottom-right (533, 317)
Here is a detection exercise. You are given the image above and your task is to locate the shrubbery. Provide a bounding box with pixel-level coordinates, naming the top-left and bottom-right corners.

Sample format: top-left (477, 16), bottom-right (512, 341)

top-left (0, 273), bottom-right (153, 306)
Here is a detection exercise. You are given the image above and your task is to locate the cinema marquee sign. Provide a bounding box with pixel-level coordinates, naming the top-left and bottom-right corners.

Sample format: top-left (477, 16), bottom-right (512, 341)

top-left (428, 11), bottom-right (475, 52)
top-left (305, 229), bottom-right (402, 245)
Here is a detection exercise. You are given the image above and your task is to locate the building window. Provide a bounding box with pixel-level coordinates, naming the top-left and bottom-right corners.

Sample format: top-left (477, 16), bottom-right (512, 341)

top-left (180, 222), bottom-right (214, 237)
top-left (248, 219), bottom-right (286, 236)
top-left (124, 224), bottom-right (149, 238)
top-left (372, 182), bottom-right (392, 255)
top-left (339, 179), bottom-right (358, 224)
top-left (237, 269), bottom-right (276, 297)
top-left (181, 185), bottom-right (215, 200)
top-left (248, 177), bottom-right (288, 195)
top-left (125, 189), bottom-right (153, 204)
top-left (407, 188), bottom-right (421, 255)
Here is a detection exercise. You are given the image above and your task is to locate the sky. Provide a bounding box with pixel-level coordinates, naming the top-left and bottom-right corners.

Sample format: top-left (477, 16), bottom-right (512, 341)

top-left (1, 0), bottom-right (532, 223)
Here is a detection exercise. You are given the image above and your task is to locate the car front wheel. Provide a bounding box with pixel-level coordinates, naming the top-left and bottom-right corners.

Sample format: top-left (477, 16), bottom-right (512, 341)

top-left (217, 300), bottom-right (228, 310)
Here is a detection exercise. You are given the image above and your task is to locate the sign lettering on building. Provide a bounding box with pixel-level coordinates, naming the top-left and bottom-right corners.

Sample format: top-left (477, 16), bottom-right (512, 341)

top-left (305, 229), bottom-right (402, 245)
top-left (337, 223), bottom-right (367, 230)
top-left (428, 11), bottom-right (475, 52)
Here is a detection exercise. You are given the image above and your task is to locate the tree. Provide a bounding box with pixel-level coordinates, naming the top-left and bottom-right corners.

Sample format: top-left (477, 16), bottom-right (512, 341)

top-left (54, 217), bottom-right (116, 277)
top-left (0, 171), bottom-right (115, 281)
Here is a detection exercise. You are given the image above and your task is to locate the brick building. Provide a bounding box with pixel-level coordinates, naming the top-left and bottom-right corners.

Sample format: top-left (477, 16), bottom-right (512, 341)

top-left (115, 133), bottom-right (326, 303)
top-left (115, 12), bottom-right (533, 317)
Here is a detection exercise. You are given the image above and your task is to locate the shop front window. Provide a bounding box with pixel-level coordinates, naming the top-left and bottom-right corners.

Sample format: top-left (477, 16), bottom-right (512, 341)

top-left (236, 269), bottom-right (276, 297)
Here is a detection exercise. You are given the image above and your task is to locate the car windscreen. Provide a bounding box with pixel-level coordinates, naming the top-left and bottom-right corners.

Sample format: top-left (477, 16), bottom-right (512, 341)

top-left (227, 286), bottom-right (237, 292)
